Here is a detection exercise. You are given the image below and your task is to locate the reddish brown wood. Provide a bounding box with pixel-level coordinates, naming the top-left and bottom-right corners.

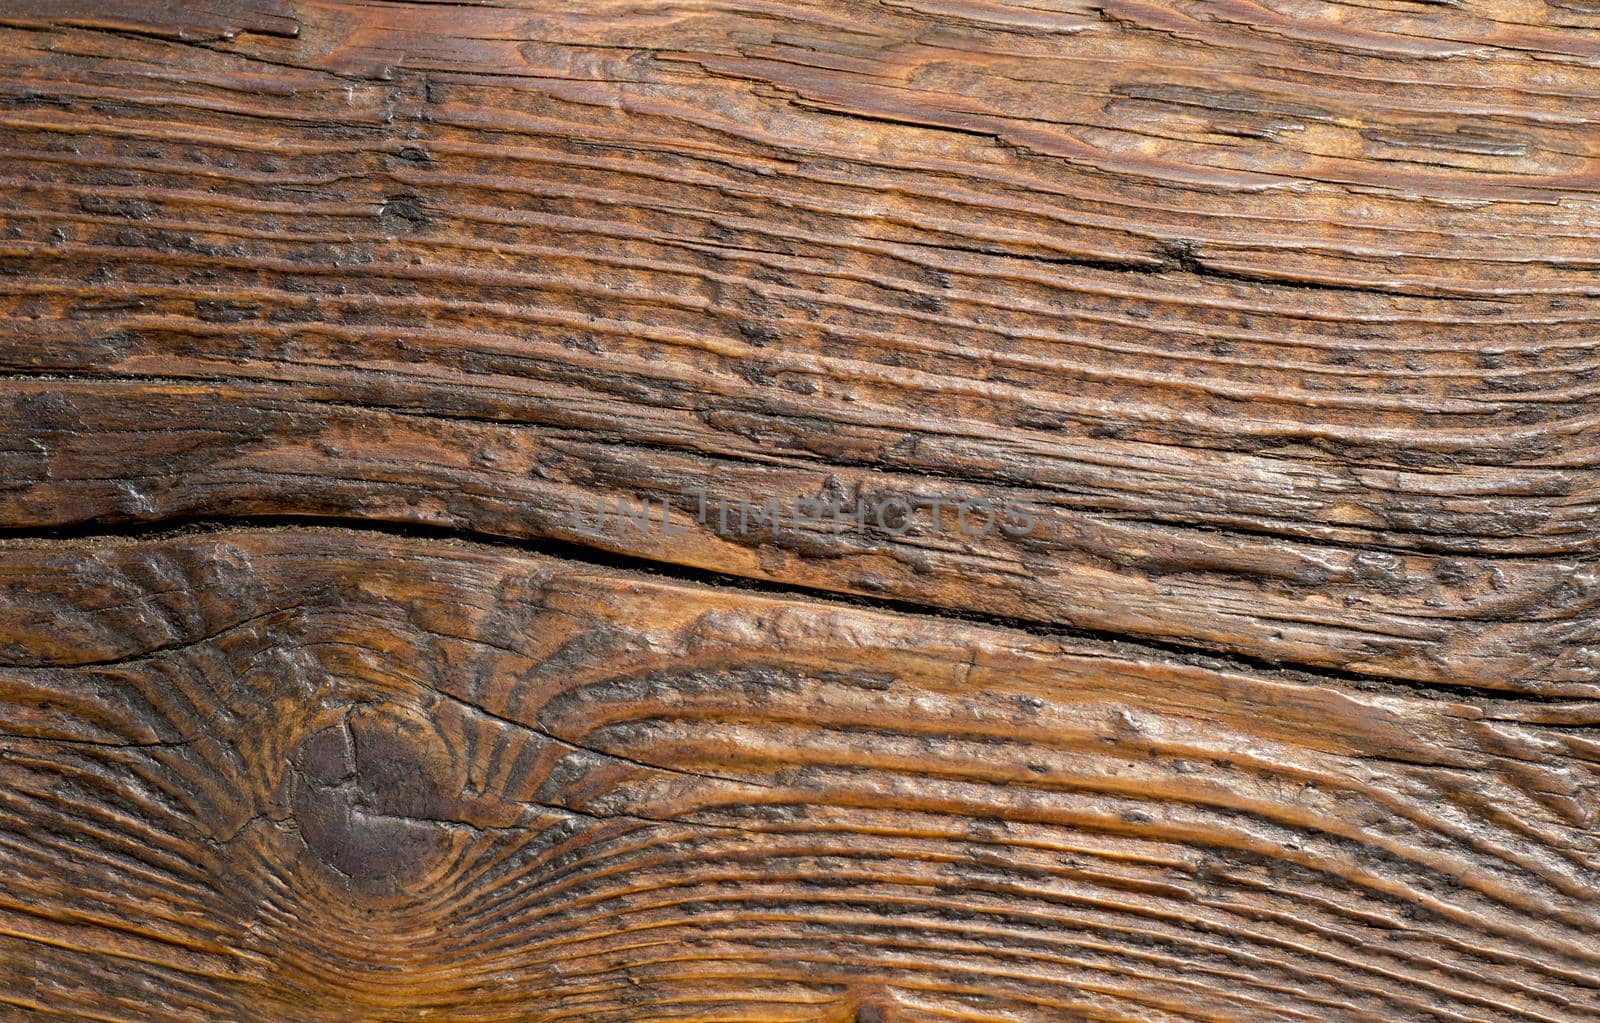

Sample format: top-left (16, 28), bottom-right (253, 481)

top-left (0, 0), bottom-right (1598, 1019)
top-left (2, 529), bottom-right (1598, 1022)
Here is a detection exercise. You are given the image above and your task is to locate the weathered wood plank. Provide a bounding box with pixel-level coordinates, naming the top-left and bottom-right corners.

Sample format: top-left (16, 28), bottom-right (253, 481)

top-left (1, 377), bottom-right (1592, 694)
top-left (2, 1), bottom-right (1599, 1019)
top-left (1, 528), bottom-right (1598, 1022)
top-left (0, 1), bottom-right (1597, 690)
top-left (0, 0), bottom-right (298, 42)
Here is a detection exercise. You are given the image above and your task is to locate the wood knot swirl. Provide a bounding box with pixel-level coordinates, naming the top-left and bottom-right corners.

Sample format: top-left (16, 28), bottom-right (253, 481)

top-left (289, 712), bottom-right (448, 887)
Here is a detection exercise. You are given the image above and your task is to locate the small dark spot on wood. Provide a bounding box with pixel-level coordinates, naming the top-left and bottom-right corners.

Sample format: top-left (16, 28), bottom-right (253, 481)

top-left (195, 301), bottom-right (260, 324)
top-left (77, 196), bottom-right (155, 220)
top-left (379, 194), bottom-right (431, 232)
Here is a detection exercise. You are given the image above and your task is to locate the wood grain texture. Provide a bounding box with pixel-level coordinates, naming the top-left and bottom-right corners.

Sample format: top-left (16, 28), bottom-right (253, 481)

top-left (2, 528), bottom-right (1600, 1023)
top-left (0, 0), bottom-right (1598, 1018)
top-left (2, 0), bottom-right (1598, 690)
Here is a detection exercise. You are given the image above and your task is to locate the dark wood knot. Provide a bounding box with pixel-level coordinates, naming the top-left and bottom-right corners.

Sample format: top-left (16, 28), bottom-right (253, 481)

top-left (289, 712), bottom-right (448, 886)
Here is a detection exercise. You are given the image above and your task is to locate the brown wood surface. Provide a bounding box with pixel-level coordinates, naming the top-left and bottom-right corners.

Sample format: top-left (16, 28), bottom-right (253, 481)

top-left (0, 0), bottom-right (1597, 1020)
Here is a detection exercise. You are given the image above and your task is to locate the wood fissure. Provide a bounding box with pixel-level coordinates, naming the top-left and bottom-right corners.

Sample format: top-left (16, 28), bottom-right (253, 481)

top-left (0, 514), bottom-right (1583, 714)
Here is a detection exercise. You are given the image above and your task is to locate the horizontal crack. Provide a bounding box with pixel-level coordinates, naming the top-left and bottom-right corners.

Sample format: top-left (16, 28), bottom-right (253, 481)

top-left (0, 513), bottom-right (1577, 707)
top-left (0, 369), bottom-right (1590, 565)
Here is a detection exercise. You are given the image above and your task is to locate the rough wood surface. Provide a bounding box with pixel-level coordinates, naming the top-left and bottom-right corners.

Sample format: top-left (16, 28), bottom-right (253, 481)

top-left (3, 529), bottom-right (1600, 1023)
top-left (0, 0), bottom-right (1598, 1019)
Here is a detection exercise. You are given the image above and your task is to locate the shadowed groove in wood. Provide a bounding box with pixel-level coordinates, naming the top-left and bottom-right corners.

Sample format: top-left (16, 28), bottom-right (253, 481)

top-left (0, 512), bottom-right (1585, 710)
